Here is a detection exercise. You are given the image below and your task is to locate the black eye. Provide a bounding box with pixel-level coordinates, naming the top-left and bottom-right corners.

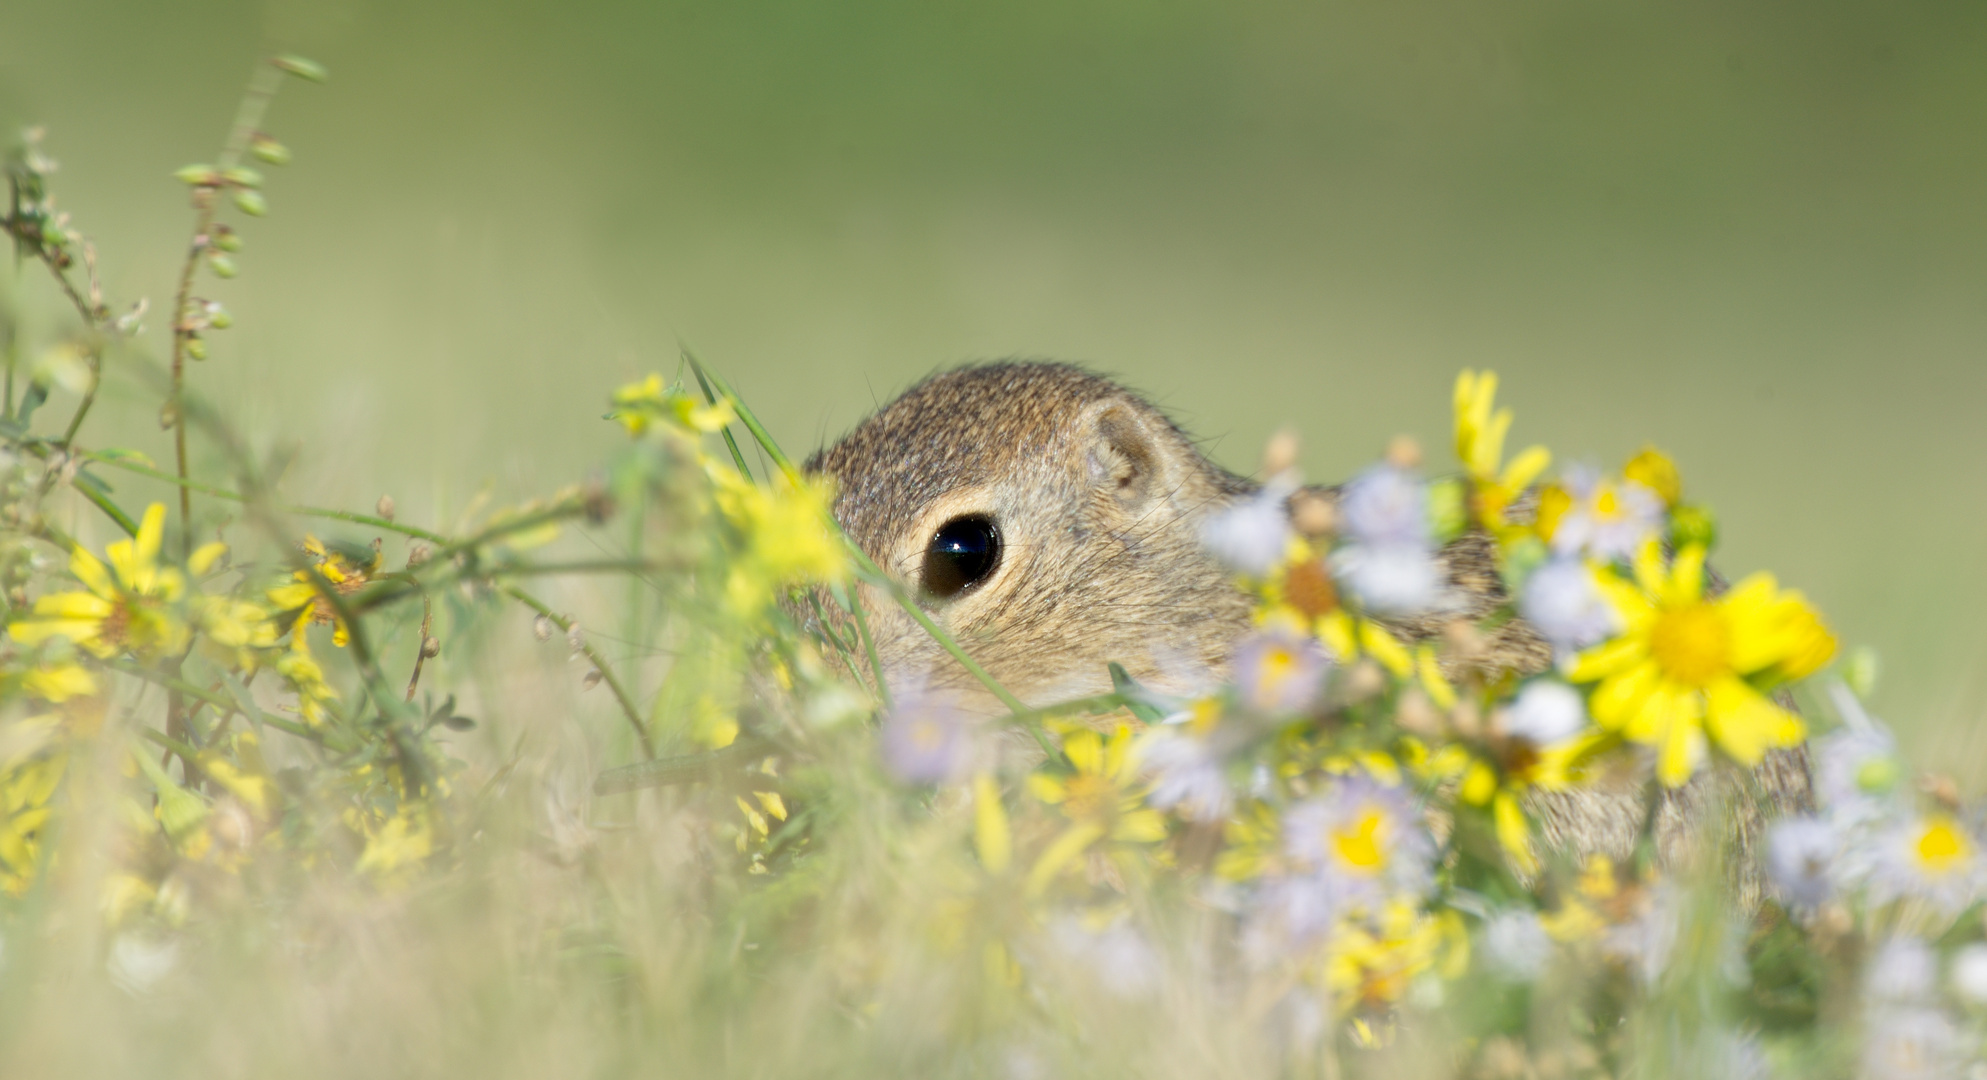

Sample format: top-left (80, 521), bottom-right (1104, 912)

top-left (922, 515), bottom-right (1001, 600)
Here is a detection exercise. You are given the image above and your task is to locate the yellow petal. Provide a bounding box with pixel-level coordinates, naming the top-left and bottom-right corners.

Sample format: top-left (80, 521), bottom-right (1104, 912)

top-left (1026, 821), bottom-right (1107, 896)
top-left (1501, 445), bottom-right (1552, 493)
top-left (1667, 545), bottom-right (1707, 605)
top-left (1569, 635), bottom-right (1648, 685)
top-left (1062, 730), bottom-right (1103, 776)
top-left (1460, 760), bottom-right (1497, 806)
top-left (1703, 677), bottom-right (1804, 765)
top-left (69, 547), bottom-right (114, 599)
top-left (1494, 791), bottom-right (1539, 876)
top-left (188, 542), bottom-right (228, 577)
top-left (1114, 808), bottom-right (1168, 844)
top-left (972, 773), bottom-right (1012, 874)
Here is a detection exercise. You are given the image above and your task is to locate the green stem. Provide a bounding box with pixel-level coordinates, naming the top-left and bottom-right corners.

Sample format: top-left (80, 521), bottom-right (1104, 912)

top-left (503, 585), bottom-right (655, 759)
top-left (691, 359), bottom-right (753, 482)
top-left (82, 452), bottom-right (450, 542)
top-left (104, 656), bottom-right (340, 748)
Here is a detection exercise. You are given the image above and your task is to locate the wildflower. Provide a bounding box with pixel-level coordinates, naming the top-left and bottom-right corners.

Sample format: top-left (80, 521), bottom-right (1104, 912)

top-left (1025, 724), bottom-right (1167, 893)
top-left (1140, 720), bottom-right (1236, 824)
top-left (1867, 813), bottom-right (1983, 914)
top-left (10, 504), bottom-right (200, 661)
top-left (608, 373), bottom-right (734, 436)
top-left (878, 685), bottom-right (975, 784)
top-left (1570, 540), bottom-right (1835, 787)
top-left (1324, 900), bottom-right (1464, 1013)
top-left (1867, 937), bottom-right (1940, 1004)
top-left (1480, 909), bottom-right (1554, 982)
top-left (1231, 624), bottom-right (1330, 715)
top-left (1622, 446), bottom-right (1682, 507)
top-left (1534, 464), bottom-right (1664, 562)
top-left (1453, 370), bottom-right (1550, 538)
top-left (1520, 558), bottom-right (1618, 657)
top-left (1813, 724), bottom-right (1905, 826)
top-left (1281, 774), bottom-right (1436, 905)
top-left (1502, 679), bottom-right (1589, 746)
top-left (1330, 542), bottom-right (1442, 616)
top-left (265, 536), bottom-right (381, 647)
top-left (274, 632), bottom-right (339, 727)
top-left (1337, 463), bottom-right (1428, 547)
top-left (1201, 477), bottom-right (1295, 578)
top-left (1949, 943), bottom-right (1987, 1007)
top-left (1763, 816), bottom-right (1838, 911)
top-left (710, 468), bottom-right (848, 617)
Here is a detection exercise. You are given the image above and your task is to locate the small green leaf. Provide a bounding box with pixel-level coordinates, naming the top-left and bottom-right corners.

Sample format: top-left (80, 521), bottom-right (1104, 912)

top-left (94, 447), bottom-right (158, 468)
top-left (1107, 662), bottom-right (1166, 722)
top-left (270, 55), bottom-right (329, 82)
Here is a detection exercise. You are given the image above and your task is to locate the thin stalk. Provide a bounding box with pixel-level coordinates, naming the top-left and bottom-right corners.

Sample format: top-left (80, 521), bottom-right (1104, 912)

top-left (83, 451), bottom-right (449, 542)
top-left (104, 657), bottom-right (341, 749)
top-left (690, 359), bottom-right (753, 482)
top-left (503, 585), bottom-right (654, 759)
top-left (168, 59), bottom-right (286, 557)
top-left (845, 582), bottom-right (891, 710)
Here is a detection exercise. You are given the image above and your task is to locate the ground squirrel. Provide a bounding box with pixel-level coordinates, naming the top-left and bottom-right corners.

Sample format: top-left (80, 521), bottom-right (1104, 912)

top-left (805, 361), bottom-right (1809, 885)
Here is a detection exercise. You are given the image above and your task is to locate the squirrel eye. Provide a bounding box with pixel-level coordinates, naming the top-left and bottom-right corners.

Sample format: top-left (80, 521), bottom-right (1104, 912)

top-left (922, 515), bottom-right (1001, 600)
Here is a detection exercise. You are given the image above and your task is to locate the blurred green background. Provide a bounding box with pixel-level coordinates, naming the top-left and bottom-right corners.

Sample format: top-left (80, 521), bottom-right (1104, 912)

top-left (3, 0), bottom-right (1983, 764)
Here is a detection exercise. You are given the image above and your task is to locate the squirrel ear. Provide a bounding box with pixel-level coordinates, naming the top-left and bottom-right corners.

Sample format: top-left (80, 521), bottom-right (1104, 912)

top-left (1086, 403), bottom-right (1174, 509)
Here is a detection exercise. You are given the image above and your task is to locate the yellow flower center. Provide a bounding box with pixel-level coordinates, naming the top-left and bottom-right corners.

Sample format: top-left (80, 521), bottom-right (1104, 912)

top-left (1593, 484), bottom-right (1620, 520)
top-left (1648, 601), bottom-right (1731, 687)
top-left (1063, 774), bottom-right (1116, 824)
top-left (1331, 807), bottom-right (1388, 874)
top-left (1915, 818), bottom-right (1971, 875)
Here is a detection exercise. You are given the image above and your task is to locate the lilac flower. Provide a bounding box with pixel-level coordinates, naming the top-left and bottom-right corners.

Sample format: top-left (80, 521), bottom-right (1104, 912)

top-left (1547, 464), bottom-right (1664, 562)
top-left (1280, 775), bottom-right (1435, 903)
top-left (1337, 463), bottom-right (1429, 548)
top-left (1519, 558), bottom-right (1618, 656)
top-left (1231, 625), bottom-right (1331, 716)
top-left (1502, 679), bottom-right (1588, 745)
top-left (1764, 816), bottom-right (1838, 912)
top-left (1481, 910), bottom-right (1554, 982)
top-left (878, 685), bottom-right (975, 784)
top-left (1139, 731), bottom-right (1235, 823)
top-left (1201, 478), bottom-right (1295, 577)
top-left (1331, 542), bottom-right (1443, 615)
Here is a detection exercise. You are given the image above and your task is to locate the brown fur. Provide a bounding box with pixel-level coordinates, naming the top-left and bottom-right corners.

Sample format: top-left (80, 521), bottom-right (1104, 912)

top-left (805, 361), bottom-right (1807, 890)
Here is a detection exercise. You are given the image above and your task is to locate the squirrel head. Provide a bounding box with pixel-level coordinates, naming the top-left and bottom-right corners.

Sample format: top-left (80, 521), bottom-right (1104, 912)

top-left (807, 361), bottom-right (1257, 712)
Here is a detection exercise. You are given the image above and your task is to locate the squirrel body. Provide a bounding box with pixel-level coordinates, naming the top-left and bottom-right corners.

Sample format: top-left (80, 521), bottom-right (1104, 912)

top-left (807, 361), bottom-right (1809, 889)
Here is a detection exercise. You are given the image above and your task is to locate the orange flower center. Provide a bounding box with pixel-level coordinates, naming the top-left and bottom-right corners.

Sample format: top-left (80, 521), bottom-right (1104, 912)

top-left (1062, 774), bottom-right (1116, 824)
top-left (1648, 601), bottom-right (1731, 687)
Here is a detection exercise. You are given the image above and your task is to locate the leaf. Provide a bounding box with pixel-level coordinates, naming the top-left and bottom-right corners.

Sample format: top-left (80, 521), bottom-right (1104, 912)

top-left (93, 448), bottom-right (157, 468)
top-left (1107, 662), bottom-right (1166, 723)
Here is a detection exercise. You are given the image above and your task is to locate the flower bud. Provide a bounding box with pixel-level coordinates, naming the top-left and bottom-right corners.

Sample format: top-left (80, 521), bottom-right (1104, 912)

top-left (1261, 428), bottom-right (1300, 478)
top-left (158, 401), bottom-right (180, 429)
top-left (270, 55), bottom-right (329, 82)
top-left (222, 166), bottom-right (264, 189)
top-left (174, 164), bottom-right (220, 186)
top-left (212, 225), bottom-right (243, 252)
top-left (375, 495), bottom-right (395, 521)
top-left (1669, 504), bottom-right (1716, 551)
top-left (207, 305), bottom-right (233, 330)
top-left (581, 668), bottom-right (603, 691)
top-left (1385, 434), bottom-right (1423, 470)
top-left (185, 337), bottom-right (208, 361)
top-left (1290, 490), bottom-right (1336, 538)
top-left (566, 623), bottom-right (584, 652)
top-left (406, 543), bottom-right (431, 567)
top-left (249, 135), bottom-right (292, 166)
top-left (532, 614), bottom-right (554, 642)
top-left (208, 253), bottom-right (238, 278)
top-left (232, 190), bottom-right (268, 217)
top-left (420, 636), bottom-right (441, 659)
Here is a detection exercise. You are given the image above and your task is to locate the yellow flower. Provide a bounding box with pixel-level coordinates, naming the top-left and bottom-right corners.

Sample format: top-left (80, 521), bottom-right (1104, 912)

top-left (1322, 900), bottom-right (1465, 1012)
top-left (1025, 724), bottom-right (1167, 894)
top-left (1569, 541), bottom-right (1834, 787)
top-left (10, 504), bottom-right (192, 661)
top-left (609, 374), bottom-right (735, 436)
top-left (1453, 370), bottom-right (1551, 538)
top-left (710, 466), bottom-right (848, 617)
top-left (266, 536), bottom-right (379, 647)
top-left (274, 631), bottom-right (339, 727)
